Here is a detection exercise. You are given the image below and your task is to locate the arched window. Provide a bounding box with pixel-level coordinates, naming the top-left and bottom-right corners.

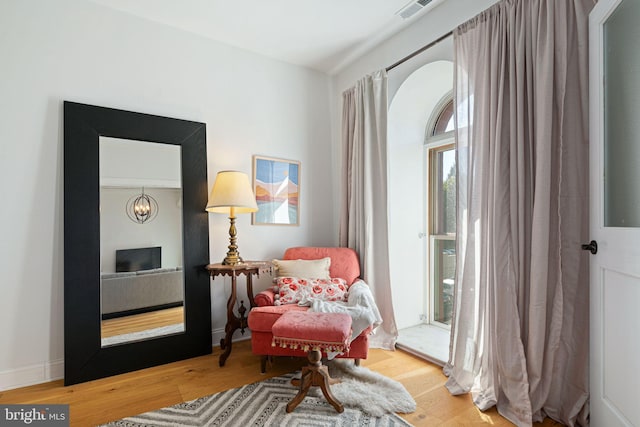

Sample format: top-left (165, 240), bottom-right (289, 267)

top-left (432, 98), bottom-right (454, 136)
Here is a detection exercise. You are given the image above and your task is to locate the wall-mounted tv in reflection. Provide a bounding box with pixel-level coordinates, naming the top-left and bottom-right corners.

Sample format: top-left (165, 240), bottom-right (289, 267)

top-left (115, 246), bottom-right (161, 272)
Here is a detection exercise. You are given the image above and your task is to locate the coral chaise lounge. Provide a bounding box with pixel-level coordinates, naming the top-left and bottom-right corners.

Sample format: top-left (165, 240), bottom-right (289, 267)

top-left (247, 247), bottom-right (372, 373)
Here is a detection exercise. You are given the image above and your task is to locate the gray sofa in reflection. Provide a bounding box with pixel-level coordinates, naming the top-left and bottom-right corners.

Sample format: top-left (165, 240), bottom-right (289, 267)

top-left (101, 267), bottom-right (184, 319)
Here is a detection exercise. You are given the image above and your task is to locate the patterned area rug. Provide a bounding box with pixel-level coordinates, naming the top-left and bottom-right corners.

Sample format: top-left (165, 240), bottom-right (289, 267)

top-left (101, 360), bottom-right (415, 426)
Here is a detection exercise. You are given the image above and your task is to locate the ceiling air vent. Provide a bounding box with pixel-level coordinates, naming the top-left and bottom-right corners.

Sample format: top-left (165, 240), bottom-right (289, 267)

top-left (396, 0), bottom-right (433, 19)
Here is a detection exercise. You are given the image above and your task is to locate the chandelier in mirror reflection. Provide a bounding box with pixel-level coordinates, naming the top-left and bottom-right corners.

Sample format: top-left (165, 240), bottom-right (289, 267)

top-left (126, 188), bottom-right (159, 224)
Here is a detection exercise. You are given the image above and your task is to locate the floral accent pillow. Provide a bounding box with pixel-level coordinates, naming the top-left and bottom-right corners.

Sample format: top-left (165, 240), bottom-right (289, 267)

top-left (274, 277), bottom-right (348, 305)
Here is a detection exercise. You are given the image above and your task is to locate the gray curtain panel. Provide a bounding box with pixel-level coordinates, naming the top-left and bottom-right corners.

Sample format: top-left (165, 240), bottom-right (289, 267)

top-left (340, 70), bottom-right (398, 350)
top-left (445, 0), bottom-right (595, 426)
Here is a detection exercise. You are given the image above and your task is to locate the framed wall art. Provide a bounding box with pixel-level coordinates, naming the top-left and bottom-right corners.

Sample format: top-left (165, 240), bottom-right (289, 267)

top-left (252, 155), bottom-right (300, 225)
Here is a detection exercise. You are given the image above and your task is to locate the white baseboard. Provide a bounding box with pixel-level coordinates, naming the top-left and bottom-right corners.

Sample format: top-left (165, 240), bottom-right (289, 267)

top-left (211, 327), bottom-right (251, 348)
top-left (0, 359), bottom-right (64, 392)
top-left (1, 329), bottom-right (251, 392)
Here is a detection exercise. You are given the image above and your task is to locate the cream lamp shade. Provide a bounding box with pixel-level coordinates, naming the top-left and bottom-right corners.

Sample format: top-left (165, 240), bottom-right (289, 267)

top-left (206, 170), bottom-right (258, 215)
top-left (206, 170), bottom-right (258, 265)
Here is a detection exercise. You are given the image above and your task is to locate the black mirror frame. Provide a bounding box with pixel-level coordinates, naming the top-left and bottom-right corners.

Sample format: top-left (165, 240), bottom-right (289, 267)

top-left (63, 101), bottom-right (211, 385)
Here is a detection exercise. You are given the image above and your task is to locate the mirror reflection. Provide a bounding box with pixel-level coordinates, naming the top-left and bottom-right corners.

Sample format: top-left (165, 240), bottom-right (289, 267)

top-left (99, 137), bottom-right (185, 347)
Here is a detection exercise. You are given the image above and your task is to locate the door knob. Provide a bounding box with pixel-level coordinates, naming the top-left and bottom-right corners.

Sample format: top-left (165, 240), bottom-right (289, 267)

top-left (581, 240), bottom-right (598, 255)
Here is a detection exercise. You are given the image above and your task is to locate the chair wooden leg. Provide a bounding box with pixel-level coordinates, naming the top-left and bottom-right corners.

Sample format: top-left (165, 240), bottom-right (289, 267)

top-left (260, 356), bottom-right (268, 373)
top-left (286, 349), bottom-right (344, 413)
top-left (286, 369), bottom-right (314, 412)
top-left (354, 358), bottom-right (361, 367)
top-left (316, 365), bottom-right (344, 413)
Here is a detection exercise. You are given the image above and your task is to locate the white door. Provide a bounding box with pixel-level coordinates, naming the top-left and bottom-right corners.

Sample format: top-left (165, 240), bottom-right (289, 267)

top-left (589, 0), bottom-right (640, 425)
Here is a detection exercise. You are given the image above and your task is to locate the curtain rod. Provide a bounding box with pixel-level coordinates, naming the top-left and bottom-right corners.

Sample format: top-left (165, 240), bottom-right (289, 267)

top-left (386, 30), bottom-right (453, 72)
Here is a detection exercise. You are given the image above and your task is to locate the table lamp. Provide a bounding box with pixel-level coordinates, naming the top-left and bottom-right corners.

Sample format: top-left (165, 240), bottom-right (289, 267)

top-left (206, 170), bottom-right (258, 265)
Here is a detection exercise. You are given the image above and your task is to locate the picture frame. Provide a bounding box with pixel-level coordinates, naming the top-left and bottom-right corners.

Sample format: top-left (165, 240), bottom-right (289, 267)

top-left (252, 155), bottom-right (300, 226)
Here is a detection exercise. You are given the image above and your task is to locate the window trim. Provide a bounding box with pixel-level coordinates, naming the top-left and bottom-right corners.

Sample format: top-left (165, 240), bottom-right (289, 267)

top-left (426, 142), bottom-right (456, 329)
top-left (424, 91), bottom-right (456, 329)
top-left (425, 90), bottom-right (455, 145)
top-left (428, 143), bottom-right (456, 237)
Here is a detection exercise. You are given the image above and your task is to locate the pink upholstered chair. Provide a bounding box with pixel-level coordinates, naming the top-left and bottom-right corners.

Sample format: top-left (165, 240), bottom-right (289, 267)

top-left (247, 247), bottom-right (372, 373)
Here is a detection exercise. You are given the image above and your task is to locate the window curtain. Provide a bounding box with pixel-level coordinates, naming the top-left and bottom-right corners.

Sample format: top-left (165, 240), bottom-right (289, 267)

top-left (445, 0), bottom-right (594, 426)
top-left (340, 69), bottom-right (397, 350)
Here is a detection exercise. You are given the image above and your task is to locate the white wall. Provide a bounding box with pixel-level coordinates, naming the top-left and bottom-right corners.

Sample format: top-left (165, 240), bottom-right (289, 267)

top-left (100, 137), bottom-right (182, 189)
top-left (330, 0), bottom-right (499, 330)
top-left (0, 0), bottom-right (334, 390)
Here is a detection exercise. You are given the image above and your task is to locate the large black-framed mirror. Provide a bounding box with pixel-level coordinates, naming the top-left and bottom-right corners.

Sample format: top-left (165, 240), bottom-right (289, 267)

top-left (64, 101), bottom-right (211, 385)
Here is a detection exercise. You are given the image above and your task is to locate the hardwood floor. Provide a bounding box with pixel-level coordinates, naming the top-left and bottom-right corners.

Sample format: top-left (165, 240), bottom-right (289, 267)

top-left (0, 340), bottom-right (563, 426)
top-left (101, 307), bottom-right (184, 338)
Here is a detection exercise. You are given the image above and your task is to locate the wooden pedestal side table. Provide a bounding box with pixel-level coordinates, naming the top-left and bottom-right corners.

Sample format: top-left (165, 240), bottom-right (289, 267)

top-left (206, 261), bottom-right (271, 367)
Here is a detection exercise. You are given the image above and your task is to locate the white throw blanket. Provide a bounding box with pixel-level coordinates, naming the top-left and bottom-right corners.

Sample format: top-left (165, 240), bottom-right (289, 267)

top-left (303, 279), bottom-right (383, 343)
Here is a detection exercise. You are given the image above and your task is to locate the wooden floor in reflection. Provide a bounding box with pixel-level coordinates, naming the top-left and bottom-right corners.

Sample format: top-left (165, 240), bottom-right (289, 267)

top-left (101, 306), bottom-right (184, 338)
